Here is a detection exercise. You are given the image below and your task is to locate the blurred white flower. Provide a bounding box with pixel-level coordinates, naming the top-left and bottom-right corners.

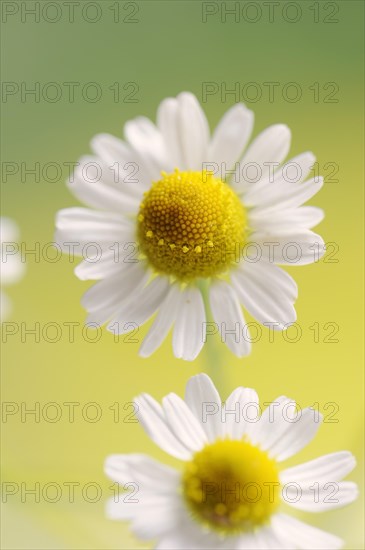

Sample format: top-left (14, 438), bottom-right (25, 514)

top-left (105, 374), bottom-right (358, 549)
top-left (0, 217), bottom-right (25, 320)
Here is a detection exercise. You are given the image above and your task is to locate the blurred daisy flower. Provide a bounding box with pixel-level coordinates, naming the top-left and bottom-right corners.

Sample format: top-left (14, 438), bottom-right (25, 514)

top-left (55, 92), bottom-right (325, 360)
top-left (105, 374), bottom-right (357, 549)
top-left (0, 217), bottom-right (25, 320)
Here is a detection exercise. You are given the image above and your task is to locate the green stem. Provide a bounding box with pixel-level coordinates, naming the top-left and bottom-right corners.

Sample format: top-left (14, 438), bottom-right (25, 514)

top-left (198, 279), bottom-right (226, 395)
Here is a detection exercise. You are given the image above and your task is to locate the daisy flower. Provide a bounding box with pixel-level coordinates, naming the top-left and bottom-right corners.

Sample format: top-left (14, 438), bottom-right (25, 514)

top-left (105, 374), bottom-right (358, 550)
top-left (55, 92), bottom-right (325, 360)
top-left (0, 217), bottom-right (25, 320)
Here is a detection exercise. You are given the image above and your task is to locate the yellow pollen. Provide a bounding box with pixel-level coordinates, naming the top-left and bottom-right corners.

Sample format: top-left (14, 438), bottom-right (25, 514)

top-left (182, 439), bottom-right (280, 535)
top-left (137, 170), bottom-right (247, 281)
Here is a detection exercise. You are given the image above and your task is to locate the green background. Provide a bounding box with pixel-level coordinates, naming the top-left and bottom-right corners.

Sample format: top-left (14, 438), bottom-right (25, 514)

top-left (1, 1), bottom-right (364, 548)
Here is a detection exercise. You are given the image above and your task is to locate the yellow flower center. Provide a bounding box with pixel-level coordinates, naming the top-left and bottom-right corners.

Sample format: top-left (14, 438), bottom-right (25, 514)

top-left (182, 439), bottom-right (280, 534)
top-left (137, 170), bottom-right (247, 281)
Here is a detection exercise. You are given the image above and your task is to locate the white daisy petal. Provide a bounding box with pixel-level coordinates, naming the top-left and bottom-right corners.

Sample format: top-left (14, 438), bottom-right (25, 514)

top-left (0, 217), bottom-right (20, 242)
top-left (237, 524), bottom-right (292, 550)
top-left (162, 393), bottom-right (208, 451)
top-left (157, 97), bottom-right (185, 168)
top-left (250, 206), bottom-right (325, 232)
top-left (223, 387), bottom-right (259, 440)
top-left (56, 206), bottom-right (132, 233)
top-left (265, 407), bottom-right (322, 462)
top-left (234, 124), bottom-right (291, 193)
top-left (209, 280), bottom-right (251, 357)
top-left (283, 481), bottom-right (358, 512)
top-left (105, 454), bottom-right (181, 539)
top-left (0, 218), bottom-right (25, 320)
top-left (280, 451), bottom-right (357, 485)
top-left (232, 261), bottom-right (297, 329)
top-left (139, 283), bottom-right (181, 358)
top-left (248, 396), bottom-right (296, 449)
top-left (209, 103), bottom-right (254, 174)
top-left (185, 374), bottom-right (223, 441)
top-left (172, 286), bottom-right (206, 361)
top-left (271, 513), bottom-right (343, 549)
top-left (1, 249), bottom-right (25, 285)
top-left (251, 230), bottom-right (325, 265)
top-left (81, 262), bottom-right (148, 312)
top-left (247, 177), bottom-right (324, 212)
top-left (104, 453), bottom-right (178, 489)
top-left (107, 495), bottom-right (182, 539)
top-left (124, 116), bottom-right (171, 179)
top-left (241, 259), bottom-right (298, 301)
top-left (242, 151), bottom-right (316, 206)
top-left (106, 276), bottom-right (169, 333)
top-left (128, 498), bottom-right (184, 539)
top-left (177, 92), bottom-right (210, 170)
top-left (0, 218), bottom-right (25, 288)
top-left (84, 267), bottom-right (150, 326)
top-left (68, 155), bottom-right (140, 214)
top-left (91, 133), bottom-right (150, 193)
top-left (74, 249), bottom-right (133, 281)
top-left (134, 393), bottom-right (192, 460)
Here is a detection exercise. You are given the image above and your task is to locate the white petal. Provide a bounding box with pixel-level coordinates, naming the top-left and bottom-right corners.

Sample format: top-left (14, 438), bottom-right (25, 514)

top-left (231, 260), bottom-right (297, 329)
top-left (139, 283), bottom-right (181, 358)
top-left (0, 250), bottom-right (25, 285)
top-left (271, 513), bottom-right (343, 549)
top-left (242, 151), bottom-right (316, 206)
top-left (134, 393), bottom-right (192, 460)
top-left (251, 230), bottom-right (325, 265)
top-left (162, 393), bottom-right (208, 452)
top-left (128, 498), bottom-right (183, 539)
top-left (209, 104), bottom-right (254, 174)
top-left (184, 374), bottom-right (223, 442)
top-left (56, 207), bottom-right (132, 234)
top-left (223, 387), bottom-right (259, 440)
top-left (68, 155), bottom-right (140, 214)
top-left (209, 281), bottom-right (251, 357)
top-left (247, 177), bottom-right (323, 212)
top-left (0, 217), bottom-right (20, 242)
top-left (81, 262), bottom-right (148, 312)
top-left (124, 116), bottom-right (171, 179)
top-left (261, 406), bottom-right (322, 462)
top-left (91, 133), bottom-right (149, 193)
top-left (237, 524), bottom-right (293, 550)
top-left (172, 286), bottom-right (206, 361)
top-left (282, 481), bottom-right (358, 512)
top-left (249, 206), bottom-right (324, 232)
top-left (104, 453), bottom-right (178, 489)
top-left (177, 92), bottom-right (210, 170)
top-left (157, 97), bottom-right (184, 168)
top-left (280, 451), bottom-right (357, 485)
top-left (0, 218), bottom-right (24, 286)
top-left (234, 124), bottom-right (291, 193)
top-left (248, 396), bottom-right (297, 449)
top-left (105, 454), bottom-right (181, 539)
top-left (106, 276), bottom-right (169, 333)
top-left (74, 249), bottom-right (134, 281)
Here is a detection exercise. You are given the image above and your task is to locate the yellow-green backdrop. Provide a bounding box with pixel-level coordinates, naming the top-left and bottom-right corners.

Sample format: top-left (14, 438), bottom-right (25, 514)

top-left (1, 1), bottom-right (364, 548)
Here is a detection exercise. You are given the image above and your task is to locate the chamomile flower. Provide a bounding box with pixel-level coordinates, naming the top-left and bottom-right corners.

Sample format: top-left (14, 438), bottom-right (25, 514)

top-left (105, 374), bottom-right (358, 550)
top-left (0, 217), bottom-right (25, 320)
top-left (55, 92), bottom-right (325, 360)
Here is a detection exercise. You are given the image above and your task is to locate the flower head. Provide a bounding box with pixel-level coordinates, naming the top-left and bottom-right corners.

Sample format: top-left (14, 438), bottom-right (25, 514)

top-left (105, 374), bottom-right (358, 549)
top-left (55, 93), bottom-right (325, 360)
top-left (0, 217), bottom-right (25, 320)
